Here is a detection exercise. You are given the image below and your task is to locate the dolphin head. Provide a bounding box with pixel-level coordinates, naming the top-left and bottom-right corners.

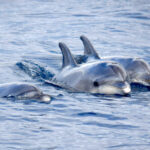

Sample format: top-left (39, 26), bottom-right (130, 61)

top-left (131, 72), bottom-right (150, 86)
top-left (11, 84), bottom-right (52, 102)
top-left (127, 59), bottom-right (150, 86)
top-left (138, 73), bottom-right (150, 86)
top-left (38, 94), bottom-right (51, 102)
top-left (17, 91), bottom-right (51, 102)
top-left (56, 42), bottom-right (131, 95)
top-left (82, 62), bottom-right (131, 95)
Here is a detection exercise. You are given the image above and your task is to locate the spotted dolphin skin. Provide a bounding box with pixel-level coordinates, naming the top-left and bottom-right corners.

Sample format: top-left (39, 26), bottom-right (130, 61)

top-left (51, 42), bottom-right (131, 95)
top-left (0, 83), bottom-right (51, 102)
top-left (80, 35), bottom-right (150, 87)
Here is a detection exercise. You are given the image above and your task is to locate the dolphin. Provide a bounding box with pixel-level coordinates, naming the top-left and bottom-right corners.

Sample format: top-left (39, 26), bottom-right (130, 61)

top-left (79, 35), bottom-right (150, 87)
top-left (0, 83), bottom-right (51, 102)
top-left (51, 42), bottom-right (131, 95)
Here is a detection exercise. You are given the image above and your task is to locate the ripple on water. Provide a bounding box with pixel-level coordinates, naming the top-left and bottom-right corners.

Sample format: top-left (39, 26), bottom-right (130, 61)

top-left (0, 0), bottom-right (150, 149)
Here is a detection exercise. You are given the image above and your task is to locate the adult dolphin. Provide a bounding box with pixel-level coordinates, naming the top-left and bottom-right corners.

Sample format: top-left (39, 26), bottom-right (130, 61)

top-left (51, 42), bottom-right (131, 95)
top-left (0, 83), bottom-right (51, 102)
top-left (79, 35), bottom-right (150, 87)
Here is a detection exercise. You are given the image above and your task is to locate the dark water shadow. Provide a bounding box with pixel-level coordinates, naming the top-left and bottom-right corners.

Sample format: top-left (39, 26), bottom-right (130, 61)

top-left (16, 60), bottom-right (55, 81)
top-left (84, 121), bottom-right (138, 129)
top-left (72, 111), bottom-right (127, 121)
top-left (131, 83), bottom-right (150, 92)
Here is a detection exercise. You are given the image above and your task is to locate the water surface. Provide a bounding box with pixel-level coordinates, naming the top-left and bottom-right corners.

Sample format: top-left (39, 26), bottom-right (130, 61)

top-left (0, 0), bottom-right (150, 149)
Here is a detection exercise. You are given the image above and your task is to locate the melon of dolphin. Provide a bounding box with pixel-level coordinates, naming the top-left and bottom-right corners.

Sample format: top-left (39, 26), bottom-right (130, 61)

top-left (51, 42), bottom-right (131, 95)
top-left (80, 35), bottom-right (150, 87)
top-left (0, 83), bottom-right (51, 102)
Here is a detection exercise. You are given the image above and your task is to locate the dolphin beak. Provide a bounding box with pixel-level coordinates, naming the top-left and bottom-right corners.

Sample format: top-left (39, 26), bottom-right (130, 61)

top-left (97, 81), bottom-right (131, 95)
top-left (122, 85), bottom-right (131, 94)
top-left (40, 94), bottom-right (51, 103)
top-left (113, 81), bottom-right (131, 94)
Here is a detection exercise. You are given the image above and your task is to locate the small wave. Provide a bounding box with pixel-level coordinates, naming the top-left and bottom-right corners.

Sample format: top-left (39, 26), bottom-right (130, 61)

top-left (116, 12), bottom-right (150, 20)
top-left (72, 14), bottom-right (96, 17)
top-left (84, 121), bottom-right (138, 129)
top-left (75, 111), bottom-right (127, 121)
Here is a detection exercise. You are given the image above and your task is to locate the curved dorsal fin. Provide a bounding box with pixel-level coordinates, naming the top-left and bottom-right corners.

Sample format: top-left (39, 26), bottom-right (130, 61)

top-left (80, 35), bottom-right (100, 59)
top-left (59, 42), bottom-right (78, 68)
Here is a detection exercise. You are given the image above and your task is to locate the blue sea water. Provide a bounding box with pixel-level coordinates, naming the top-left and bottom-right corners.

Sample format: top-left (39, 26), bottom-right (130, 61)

top-left (0, 0), bottom-right (150, 149)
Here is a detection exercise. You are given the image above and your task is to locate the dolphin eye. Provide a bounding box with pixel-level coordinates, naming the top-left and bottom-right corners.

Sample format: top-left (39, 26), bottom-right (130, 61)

top-left (93, 81), bottom-right (99, 87)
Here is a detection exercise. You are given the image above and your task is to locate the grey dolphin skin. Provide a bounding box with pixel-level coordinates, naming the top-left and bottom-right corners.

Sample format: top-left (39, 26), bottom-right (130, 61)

top-left (80, 35), bottom-right (150, 87)
top-left (52, 42), bottom-right (131, 95)
top-left (0, 83), bottom-right (51, 102)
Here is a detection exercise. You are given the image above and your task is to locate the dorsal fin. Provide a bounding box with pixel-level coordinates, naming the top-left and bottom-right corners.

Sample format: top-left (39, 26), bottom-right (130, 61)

top-left (80, 35), bottom-right (100, 59)
top-left (59, 42), bottom-right (78, 68)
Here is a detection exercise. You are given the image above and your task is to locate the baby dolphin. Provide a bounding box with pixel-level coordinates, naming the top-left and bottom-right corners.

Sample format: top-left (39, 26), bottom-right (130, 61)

top-left (0, 83), bottom-right (51, 102)
top-left (80, 35), bottom-right (150, 87)
top-left (51, 42), bottom-right (131, 95)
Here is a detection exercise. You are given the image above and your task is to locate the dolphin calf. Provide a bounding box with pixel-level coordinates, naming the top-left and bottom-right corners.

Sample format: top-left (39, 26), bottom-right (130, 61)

top-left (51, 42), bottom-right (131, 95)
top-left (0, 83), bottom-right (51, 102)
top-left (79, 35), bottom-right (150, 87)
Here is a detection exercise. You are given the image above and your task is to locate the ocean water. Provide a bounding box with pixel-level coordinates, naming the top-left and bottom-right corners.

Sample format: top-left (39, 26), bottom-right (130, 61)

top-left (0, 0), bottom-right (150, 149)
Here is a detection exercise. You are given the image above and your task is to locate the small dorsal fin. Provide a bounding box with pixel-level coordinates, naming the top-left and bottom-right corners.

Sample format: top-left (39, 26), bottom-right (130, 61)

top-left (80, 35), bottom-right (100, 59)
top-left (59, 42), bottom-right (78, 68)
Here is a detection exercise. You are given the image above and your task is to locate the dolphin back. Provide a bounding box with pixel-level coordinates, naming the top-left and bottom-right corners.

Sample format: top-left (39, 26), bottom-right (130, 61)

top-left (0, 83), bottom-right (39, 97)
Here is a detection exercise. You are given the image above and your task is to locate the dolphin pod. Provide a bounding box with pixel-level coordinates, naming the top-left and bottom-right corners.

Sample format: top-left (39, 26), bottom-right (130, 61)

top-left (51, 42), bottom-right (131, 95)
top-left (2, 35), bottom-right (149, 100)
top-left (79, 35), bottom-right (150, 87)
top-left (0, 83), bottom-right (51, 102)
